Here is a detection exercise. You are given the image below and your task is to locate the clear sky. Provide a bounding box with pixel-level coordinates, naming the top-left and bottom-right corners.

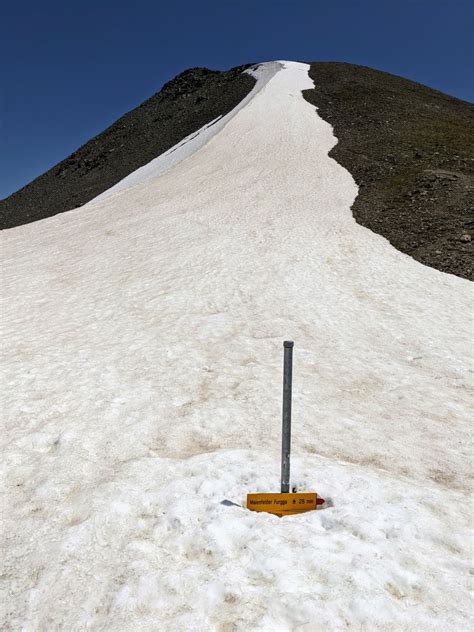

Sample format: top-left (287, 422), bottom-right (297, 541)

top-left (1, 0), bottom-right (473, 199)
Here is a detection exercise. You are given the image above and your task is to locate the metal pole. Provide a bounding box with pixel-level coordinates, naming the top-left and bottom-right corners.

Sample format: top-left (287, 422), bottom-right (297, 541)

top-left (281, 340), bottom-right (294, 493)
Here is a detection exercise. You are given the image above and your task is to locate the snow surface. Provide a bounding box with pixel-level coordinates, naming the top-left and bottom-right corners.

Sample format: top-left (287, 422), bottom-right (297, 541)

top-left (1, 61), bottom-right (473, 630)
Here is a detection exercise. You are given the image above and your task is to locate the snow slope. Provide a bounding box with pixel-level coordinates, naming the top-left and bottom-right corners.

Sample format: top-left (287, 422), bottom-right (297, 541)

top-left (1, 61), bottom-right (472, 630)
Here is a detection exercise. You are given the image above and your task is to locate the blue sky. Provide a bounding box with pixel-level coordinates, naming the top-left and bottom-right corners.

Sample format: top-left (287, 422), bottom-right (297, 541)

top-left (1, 0), bottom-right (473, 199)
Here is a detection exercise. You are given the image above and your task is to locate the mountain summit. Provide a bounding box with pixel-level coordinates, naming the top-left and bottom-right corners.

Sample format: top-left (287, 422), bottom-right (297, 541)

top-left (1, 60), bottom-right (473, 279)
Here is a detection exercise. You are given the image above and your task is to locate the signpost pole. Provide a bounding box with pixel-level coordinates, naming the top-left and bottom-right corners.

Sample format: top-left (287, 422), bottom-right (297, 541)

top-left (246, 340), bottom-right (322, 515)
top-left (281, 341), bottom-right (294, 493)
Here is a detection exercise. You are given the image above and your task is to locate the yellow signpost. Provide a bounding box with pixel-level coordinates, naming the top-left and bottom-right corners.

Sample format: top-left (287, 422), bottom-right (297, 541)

top-left (247, 492), bottom-right (317, 517)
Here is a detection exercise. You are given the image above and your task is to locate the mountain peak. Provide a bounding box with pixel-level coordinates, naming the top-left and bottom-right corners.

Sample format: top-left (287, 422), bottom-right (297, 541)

top-left (1, 60), bottom-right (472, 279)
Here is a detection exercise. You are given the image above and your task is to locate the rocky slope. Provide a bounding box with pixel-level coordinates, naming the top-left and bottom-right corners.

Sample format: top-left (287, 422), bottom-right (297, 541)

top-left (0, 65), bottom-right (255, 229)
top-left (303, 63), bottom-right (474, 280)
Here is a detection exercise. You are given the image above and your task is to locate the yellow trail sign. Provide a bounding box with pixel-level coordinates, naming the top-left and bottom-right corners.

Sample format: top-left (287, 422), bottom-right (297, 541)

top-left (247, 492), bottom-right (317, 516)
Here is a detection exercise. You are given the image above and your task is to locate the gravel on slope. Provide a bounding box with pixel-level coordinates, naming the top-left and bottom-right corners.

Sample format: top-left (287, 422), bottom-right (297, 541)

top-left (303, 62), bottom-right (474, 280)
top-left (0, 65), bottom-right (256, 229)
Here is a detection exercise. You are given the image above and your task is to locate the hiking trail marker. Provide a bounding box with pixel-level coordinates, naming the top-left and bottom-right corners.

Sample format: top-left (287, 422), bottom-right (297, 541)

top-left (247, 341), bottom-right (321, 517)
top-left (247, 492), bottom-right (318, 516)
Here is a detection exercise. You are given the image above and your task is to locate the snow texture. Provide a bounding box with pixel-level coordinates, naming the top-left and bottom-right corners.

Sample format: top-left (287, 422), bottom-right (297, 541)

top-left (1, 61), bottom-right (473, 630)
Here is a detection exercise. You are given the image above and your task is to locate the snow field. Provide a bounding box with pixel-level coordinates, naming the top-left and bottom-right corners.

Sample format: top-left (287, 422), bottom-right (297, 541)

top-left (2, 450), bottom-right (471, 630)
top-left (1, 61), bottom-right (473, 629)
